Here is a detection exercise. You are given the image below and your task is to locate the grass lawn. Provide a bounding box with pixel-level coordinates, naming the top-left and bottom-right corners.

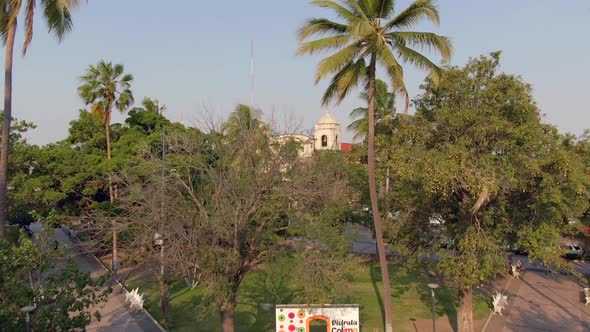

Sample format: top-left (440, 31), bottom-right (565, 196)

top-left (127, 262), bottom-right (489, 332)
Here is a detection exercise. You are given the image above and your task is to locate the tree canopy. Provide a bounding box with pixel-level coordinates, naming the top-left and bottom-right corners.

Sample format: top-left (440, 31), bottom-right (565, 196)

top-left (379, 52), bottom-right (590, 331)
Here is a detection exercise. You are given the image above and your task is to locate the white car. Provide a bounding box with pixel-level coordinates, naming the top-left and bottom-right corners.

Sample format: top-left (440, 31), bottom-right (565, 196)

top-left (563, 244), bottom-right (583, 259)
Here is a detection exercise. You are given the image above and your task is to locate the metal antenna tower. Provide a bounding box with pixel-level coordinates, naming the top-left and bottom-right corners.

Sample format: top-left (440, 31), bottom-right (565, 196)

top-left (250, 39), bottom-right (255, 109)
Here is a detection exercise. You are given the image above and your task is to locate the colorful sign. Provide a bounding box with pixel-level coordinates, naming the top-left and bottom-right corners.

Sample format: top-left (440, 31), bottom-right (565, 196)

top-left (275, 304), bottom-right (360, 332)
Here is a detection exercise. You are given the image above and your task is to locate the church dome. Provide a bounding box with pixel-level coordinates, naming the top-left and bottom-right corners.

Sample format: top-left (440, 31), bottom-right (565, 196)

top-left (318, 112), bottom-right (338, 125)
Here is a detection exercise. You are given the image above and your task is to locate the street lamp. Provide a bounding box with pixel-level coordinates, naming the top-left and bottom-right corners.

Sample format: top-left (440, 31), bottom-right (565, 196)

top-left (21, 305), bottom-right (36, 332)
top-left (427, 283), bottom-right (439, 332)
top-left (154, 232), bottom-right (165, 308)
top-left (154, 233), bottom-right (164, 276)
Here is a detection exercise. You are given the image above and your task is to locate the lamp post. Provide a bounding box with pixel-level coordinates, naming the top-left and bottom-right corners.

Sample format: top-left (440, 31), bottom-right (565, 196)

top-left (158, 101), bottom-right (165, 277)
top-left (156, 103), bottom-right (168, 313)
top-left (154, 232), bottom-right (164, 276)
top-left (154, 232), bottom-right (164, 308)
top-left (21, 305), bottom-right (36, 332)
top-left (427, 283), bottom-right (439, 332)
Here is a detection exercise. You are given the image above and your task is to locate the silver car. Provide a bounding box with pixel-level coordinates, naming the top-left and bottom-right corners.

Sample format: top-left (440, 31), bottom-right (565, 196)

top-left (563, 244), bottom-right (583, 259)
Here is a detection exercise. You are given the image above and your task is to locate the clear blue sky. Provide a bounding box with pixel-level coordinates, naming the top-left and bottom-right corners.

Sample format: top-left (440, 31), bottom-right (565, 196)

top-left (2, 0), bottom-right (590, 145)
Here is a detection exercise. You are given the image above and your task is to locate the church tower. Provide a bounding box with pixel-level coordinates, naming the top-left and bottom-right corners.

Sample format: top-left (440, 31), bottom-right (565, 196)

top-left (314, 112), bottom-right (341, 151)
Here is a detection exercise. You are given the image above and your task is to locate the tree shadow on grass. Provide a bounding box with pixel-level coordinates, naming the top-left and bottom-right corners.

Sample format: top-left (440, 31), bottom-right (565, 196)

top-left (369, 262), bottom-right (414, 331)
top-left (427, 285), bottom-right (458, 331)
top-left (236, 269), bottom-right (295, 332)
top-left (168, 282), bottom-right (190, 302)
top-left (369, 262), bottom-right (385, 331)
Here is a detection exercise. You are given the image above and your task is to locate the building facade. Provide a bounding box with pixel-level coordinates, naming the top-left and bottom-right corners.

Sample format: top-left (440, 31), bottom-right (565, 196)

top-left (276, 112), bottom-right (347, 158)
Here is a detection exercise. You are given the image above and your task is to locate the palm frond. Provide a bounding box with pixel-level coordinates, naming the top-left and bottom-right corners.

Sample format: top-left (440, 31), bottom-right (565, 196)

top-left (321, 58), bottom-right (367, 106)
top-left (310, 0), bottom-right (357, 21)
top-left (297, 34), bottom-right (352, 55)
top-left (389, 31), bottom-right (452, 62)
top-left (384, 0), bottom-right (439, 30)
top-left (298, 18), bottom-right (347, 41)
top-left (113, 63), bottom-right (124, 77)
top-left (43, 0), bottom-right (73, 41)
top-left (121, 73), bottom-right (134, 84)
top-left (344, 0), bottom-right (369, 21)
top-left (347, 117), bottom-right (369, 140)
top-left (116, 89), bottom-right (134, 112)
top-left (394, 42), bottom-right (442, 86)
top-left (91, 102), bottom-right (106, 122)
top-left (378, 46), bottom-right (410, 113)
top-left (315, 42), bottom-right (361, 83)
top-left (348, 17), bottom-right (374, 38)
top-left (349, 106), bottom-right (368, 119)
top-left (56, 0), bottom-right (80, 11)
top-left (375, 0), bottom-right (394, 19)
top-left (23, 0), bottom-right (34, 55)
top-left (0, 0), bottom-right (11, 45)
top-left (7, 0), bottom-right (21, 27)
top-left (358, 0), bottom-right (393, 18)
top-left (358, 92), bottom-right (369, 103)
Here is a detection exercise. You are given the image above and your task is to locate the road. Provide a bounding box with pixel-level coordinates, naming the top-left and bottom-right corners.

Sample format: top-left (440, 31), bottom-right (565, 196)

top-left (484, 256), bottom-right (590, 332)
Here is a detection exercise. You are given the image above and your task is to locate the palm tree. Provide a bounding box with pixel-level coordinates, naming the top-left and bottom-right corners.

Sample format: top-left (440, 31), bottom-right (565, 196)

top-left (127, 97), bottom-right (168, 134)
top-left (298, 1), bottom-right (451, 331)
top-left (222, 104), bottom-right (270, 165)
top-left (78, 61), bottom-right (134, 203)
top-left (78, 61), bottom-right (134, 279)
top-left (348, 79), bottom-right (396, 141)
top-left (222, 104), bottom-right (264, 135)
top-left (0, 0), bottom-right (79, 239)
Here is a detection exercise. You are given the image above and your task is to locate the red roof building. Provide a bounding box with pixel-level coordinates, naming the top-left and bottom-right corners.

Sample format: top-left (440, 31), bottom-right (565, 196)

top-left (340, 142), bottom-right (353, 154)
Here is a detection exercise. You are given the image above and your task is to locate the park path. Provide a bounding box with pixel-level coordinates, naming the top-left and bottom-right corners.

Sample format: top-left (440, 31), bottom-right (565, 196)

top-left (485, 256), bottom-right (590, 332)
top-left (345, 222), bottom-right (379, 255)
top-left (29, 223), bottom-right (163, 332)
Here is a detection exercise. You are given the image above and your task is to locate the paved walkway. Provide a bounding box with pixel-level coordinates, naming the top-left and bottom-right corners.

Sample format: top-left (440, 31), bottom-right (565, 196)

top-left (485, 258), bottom-right (590, 332)
top-left (345, 222), bottom-right (379, 255)
top-left (29, 223), bottom-right (163, 332)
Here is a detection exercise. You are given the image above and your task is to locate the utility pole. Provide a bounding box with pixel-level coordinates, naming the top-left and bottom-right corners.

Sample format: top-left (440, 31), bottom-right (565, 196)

top-left (158, 100), bottom-right (165, 277)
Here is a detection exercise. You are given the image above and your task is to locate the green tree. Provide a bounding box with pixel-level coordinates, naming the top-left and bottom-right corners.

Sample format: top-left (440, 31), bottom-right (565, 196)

top-left (222, 104), bottom-right (265, 137)
top-left (348, 79), bottom-right (396, 141)
top-left (9, 111), bottom-right (111, 222)
top-left (0, 0), bottom-right (79, 239)
top-left (381, 53), bottom-right (590, 332)
top-left (126, 97), bottom-right (170, 135)
top-left (297, 1), bottom-right (451, 330)
top-left (0, 217), bottom-right (109, 331)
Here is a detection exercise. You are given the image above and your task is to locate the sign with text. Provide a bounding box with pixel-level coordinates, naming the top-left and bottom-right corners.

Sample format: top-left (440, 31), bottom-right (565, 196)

top-left (275, 304), bottom-right (360, 332)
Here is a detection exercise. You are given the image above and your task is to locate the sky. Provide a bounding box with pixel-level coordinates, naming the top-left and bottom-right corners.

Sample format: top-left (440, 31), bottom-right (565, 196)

top-left (1, 0), bottom-right (589, 145)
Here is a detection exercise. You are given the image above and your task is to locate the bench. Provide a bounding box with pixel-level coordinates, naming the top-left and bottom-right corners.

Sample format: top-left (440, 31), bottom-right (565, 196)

top-left (584, 288), bottom-right (590, 305)
top-left (511, 264), bottom-right (520, 279)
top-left (492, 291), bottom-right (508, 315)
top-left (125, 287), bottom-right (144, 311)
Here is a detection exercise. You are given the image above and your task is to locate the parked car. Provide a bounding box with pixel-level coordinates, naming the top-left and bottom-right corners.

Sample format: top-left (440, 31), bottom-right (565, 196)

top-left (510, 246), bottom-right (529, 256)
top-left (562, 244), bottom-right (583, 259)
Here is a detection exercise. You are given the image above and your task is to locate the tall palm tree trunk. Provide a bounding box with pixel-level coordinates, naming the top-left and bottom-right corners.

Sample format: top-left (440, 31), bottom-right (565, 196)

top-left (367, 52), bottom-right (393, 332)
top-left (0, 18), bottom-right (17, 240)
top-left (105, 111), bottom-right (114, 204)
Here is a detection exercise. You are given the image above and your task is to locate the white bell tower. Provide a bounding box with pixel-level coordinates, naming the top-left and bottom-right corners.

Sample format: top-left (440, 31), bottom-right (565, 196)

top-left (314, 112), bottom-right (341, 151)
